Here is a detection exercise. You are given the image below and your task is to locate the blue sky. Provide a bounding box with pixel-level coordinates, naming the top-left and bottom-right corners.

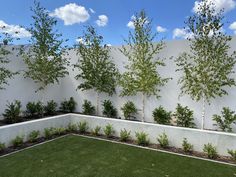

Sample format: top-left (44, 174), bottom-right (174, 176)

top-left (0, 0), bottom-right (236, 46)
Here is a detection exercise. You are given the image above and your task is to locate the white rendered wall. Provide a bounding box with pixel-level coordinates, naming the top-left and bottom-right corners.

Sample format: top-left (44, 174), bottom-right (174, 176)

top-left (0, 114), bottom-right (235, 156)
top-left (72, 114), bottom-right (236, 156)
top-left (0, 114), bottom-right (71, 146)
top-left (1, 38), bottom-right (236, 131)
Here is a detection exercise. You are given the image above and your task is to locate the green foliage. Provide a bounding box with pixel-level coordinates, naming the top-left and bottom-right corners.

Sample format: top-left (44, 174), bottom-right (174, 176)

top-left (212, 107), bottom-right (236, 132)
top-left (78, 121), bottom-right (88, 134)
top-left (102, 100), bottom-right (117, 118)
top-left (157, 133), bottom-right (169, 148)
top-left (67, 123), bottom-right (78, 132)
top-left (54, 127), bottom-right (66, 135)
top-left (44, 127), bottom-right (56, 139)
top-left (153, 106), bottom-right (171, 125)
top-left (28, 130), bottom-right (40, 143)
top-left (74, 25), bottom-right (118, 96)
top-left (82, 100), bottom-right (95, 115)
top-left (26, 101), bottom-right (44, 118)
top-left (0, 34), bottom-right (18, 90)
top-left (121, 101), bottom-right (137, 120)
top-left (92, 126), bottom-right (101, 136)
top-left (20, 1), bottom-right (69, 91)
top-left (3, 100), bottom-right (21, 123)
top-left (60, 97), bottom-right (77, 113)
top-left (44, 100), bottom-right (57, 115)
top-left (12, 135), bottom-right (24, 147)
top-left (135, 132), bottom-right (149, 146)
top-left (103, 124), bottom-right (114, 138)
top-left (0, 142), bottom-right (5, 151)
top-left (175, 1), bottom-right (236, 121)
top-left (228, 149), bottom-right (236, 161)
top-left (174, 104), bottom-right (195, 128)
top-left (120, 129), bottom-right (131, 142)
top-left (119, 10), bottom-right (170, 120)
top-left (182, 138), bottom-right (193, 153)
top-left (203, 143), bottom-right (218, 159)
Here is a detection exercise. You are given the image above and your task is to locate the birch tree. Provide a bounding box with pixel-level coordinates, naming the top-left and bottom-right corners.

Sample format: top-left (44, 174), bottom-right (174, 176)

top-left (74, 25), bottom-right (118, 115)
top-left (21, 1), bottom-right (69, 94)
top-left (175, 0), bottom-right (236, 129)
top-left (119, 10), bottom-right (170, 122)
top-left (0, 34), bottom-right (18, 90)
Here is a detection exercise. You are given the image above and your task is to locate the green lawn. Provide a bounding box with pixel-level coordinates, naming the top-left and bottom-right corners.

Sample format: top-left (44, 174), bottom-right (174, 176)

top-left (0, 135), bottom-right (235, 177)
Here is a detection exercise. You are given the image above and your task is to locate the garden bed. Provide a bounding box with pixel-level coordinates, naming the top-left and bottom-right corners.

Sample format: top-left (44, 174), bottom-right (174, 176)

top-left (0, 135), bottom-right (235, 177)
top-left (0, 113), bottom-right (236, 163)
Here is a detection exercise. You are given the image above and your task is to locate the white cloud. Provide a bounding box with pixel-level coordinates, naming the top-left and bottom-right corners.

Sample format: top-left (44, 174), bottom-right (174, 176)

top-left (173, 26), bottom-right (224, 39)
top-left (156, 26), bottom-right (167, 33)
top-left (127, 15), bottom-right (148, 29)
top-left (0, 20), bottom-right (31, 38)
top-left (50, 3), bottom-right (90, 25)
top-left (173, 28), bottom-right (193, 39)
top-left (127, 15), bottom-right (135, 29)
top-left (75, 38), bottom-right (84, 44)
top-left (96, 15), bottom-right (108, 27)
top-left (89, 8), bottom-right (95, 14)
top-left (193, 0), bottom-right (236, 13)
top-left (229, 21), bottom-right (236, 34)
top-left (127, 21), bottom-right (135, 29)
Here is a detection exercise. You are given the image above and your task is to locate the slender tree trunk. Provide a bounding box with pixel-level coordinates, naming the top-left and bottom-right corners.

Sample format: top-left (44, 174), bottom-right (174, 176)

top-left (201, 96), bottom-right (206, 130)
top-left (142, 93), bottom-right (145, 122)
top-left (40, 88), bottom-right (45, 118)
top-left (96, 92), bottom-right (100, 116)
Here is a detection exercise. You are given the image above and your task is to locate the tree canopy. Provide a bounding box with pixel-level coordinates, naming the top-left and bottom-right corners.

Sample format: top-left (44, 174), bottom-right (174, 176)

top-left (21, 1), bottom-right (69, 92)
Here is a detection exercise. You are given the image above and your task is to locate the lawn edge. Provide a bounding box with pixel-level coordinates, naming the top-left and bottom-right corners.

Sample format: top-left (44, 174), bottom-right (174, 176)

top-left (72, 134), bottom-right (236, 167)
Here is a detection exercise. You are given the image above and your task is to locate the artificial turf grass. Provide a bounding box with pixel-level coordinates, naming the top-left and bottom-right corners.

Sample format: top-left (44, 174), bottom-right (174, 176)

top-left (0, 135), bottom-right (235, 177)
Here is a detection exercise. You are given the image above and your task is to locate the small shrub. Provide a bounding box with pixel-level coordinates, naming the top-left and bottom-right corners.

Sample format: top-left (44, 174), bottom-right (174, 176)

top-left (203, 143), bottom-right (218, 159)
top-left (78, 121), bottom-right (88, 134)
top-left (103, 124), bottom-right (114, 138)
top-left (28, 130), bottom-right (40, 143)
top-left (121, 101), bottom-right (137, 120)
top-left (157, 133), bottom-right (169, 148)
top-left (82, 100), bottom-right (95, 115)
top-left (182, 138), bottom-right (193, 153)
top-left (174, 104), bottom-right (195, 128)
top-left (102, 100), bottom-right (117, 118)
top-left (3, 100), bottom-right (21, 123)
top-left (153, 106), bottom-right (171, 125)
top-left (54, 127), bottom-right (66, 136)
top-left (92, 126), bottom-right (101, 136)
top-left (228, 149), bottom-right (236, 161)
top-left (12, 135), bottom-right (24, 147)
top-left (0, 143), bottom-right (5, 152)
top-left (67, 123), bottom-right (78, 132)
top-left (120, 129), bottom-right (131, 142)
top-left (60, 97), bottom-right (77, 113)
top-left (44, 100), bottom-right (57, 115)
top-left (135, 132), bottom-right (149, 146)
top-left (54, 127), bottom-right (66, 135)
top-left (44, 127), bottom-right (56, 139)
top-left (26, 101), bottom-right (44, 118)
top-left (212, 107), bottom-right (236, 132)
